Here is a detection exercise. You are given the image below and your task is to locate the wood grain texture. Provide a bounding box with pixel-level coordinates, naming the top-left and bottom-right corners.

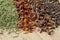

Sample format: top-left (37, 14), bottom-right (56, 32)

top-left (0, 26), bottom-right (60, 40)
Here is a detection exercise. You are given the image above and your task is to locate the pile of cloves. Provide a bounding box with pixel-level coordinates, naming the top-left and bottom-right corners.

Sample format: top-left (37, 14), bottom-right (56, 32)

top-left (13, 0), bottom-right (60, 35)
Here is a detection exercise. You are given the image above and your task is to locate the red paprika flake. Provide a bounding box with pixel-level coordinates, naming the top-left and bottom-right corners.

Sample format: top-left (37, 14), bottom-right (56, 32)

top-left (13, 0), bottom-right (60, 35)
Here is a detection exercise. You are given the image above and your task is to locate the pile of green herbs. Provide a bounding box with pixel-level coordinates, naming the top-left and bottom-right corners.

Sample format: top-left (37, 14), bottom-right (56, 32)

top-left (0, 0), bottom-right (20, 34)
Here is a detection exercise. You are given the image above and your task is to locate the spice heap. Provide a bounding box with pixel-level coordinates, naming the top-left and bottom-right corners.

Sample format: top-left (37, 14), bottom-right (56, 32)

top-left (13, 0), bottom-right (60, 35)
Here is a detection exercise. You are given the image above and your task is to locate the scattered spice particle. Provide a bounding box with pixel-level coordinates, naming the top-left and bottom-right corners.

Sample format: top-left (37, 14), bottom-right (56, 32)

top-left (13, 0), bottom-right (60, 35)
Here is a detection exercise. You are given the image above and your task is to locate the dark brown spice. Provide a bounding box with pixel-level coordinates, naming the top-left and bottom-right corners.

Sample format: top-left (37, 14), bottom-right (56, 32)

top-left (13, 0), bottom-right (60, 35)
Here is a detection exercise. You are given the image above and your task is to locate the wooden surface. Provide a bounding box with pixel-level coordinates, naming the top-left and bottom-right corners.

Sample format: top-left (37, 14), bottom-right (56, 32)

top-left (0, 26), bottom-right (60, 40)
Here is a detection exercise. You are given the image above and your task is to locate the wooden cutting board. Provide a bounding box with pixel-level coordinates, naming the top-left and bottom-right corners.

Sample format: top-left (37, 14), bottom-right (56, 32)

top-left (0, 26), bottom-right (60, 40)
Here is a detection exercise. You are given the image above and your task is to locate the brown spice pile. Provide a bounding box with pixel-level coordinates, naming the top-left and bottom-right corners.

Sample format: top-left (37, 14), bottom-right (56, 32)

top-left (13, 0), bottom-right (60, 35)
